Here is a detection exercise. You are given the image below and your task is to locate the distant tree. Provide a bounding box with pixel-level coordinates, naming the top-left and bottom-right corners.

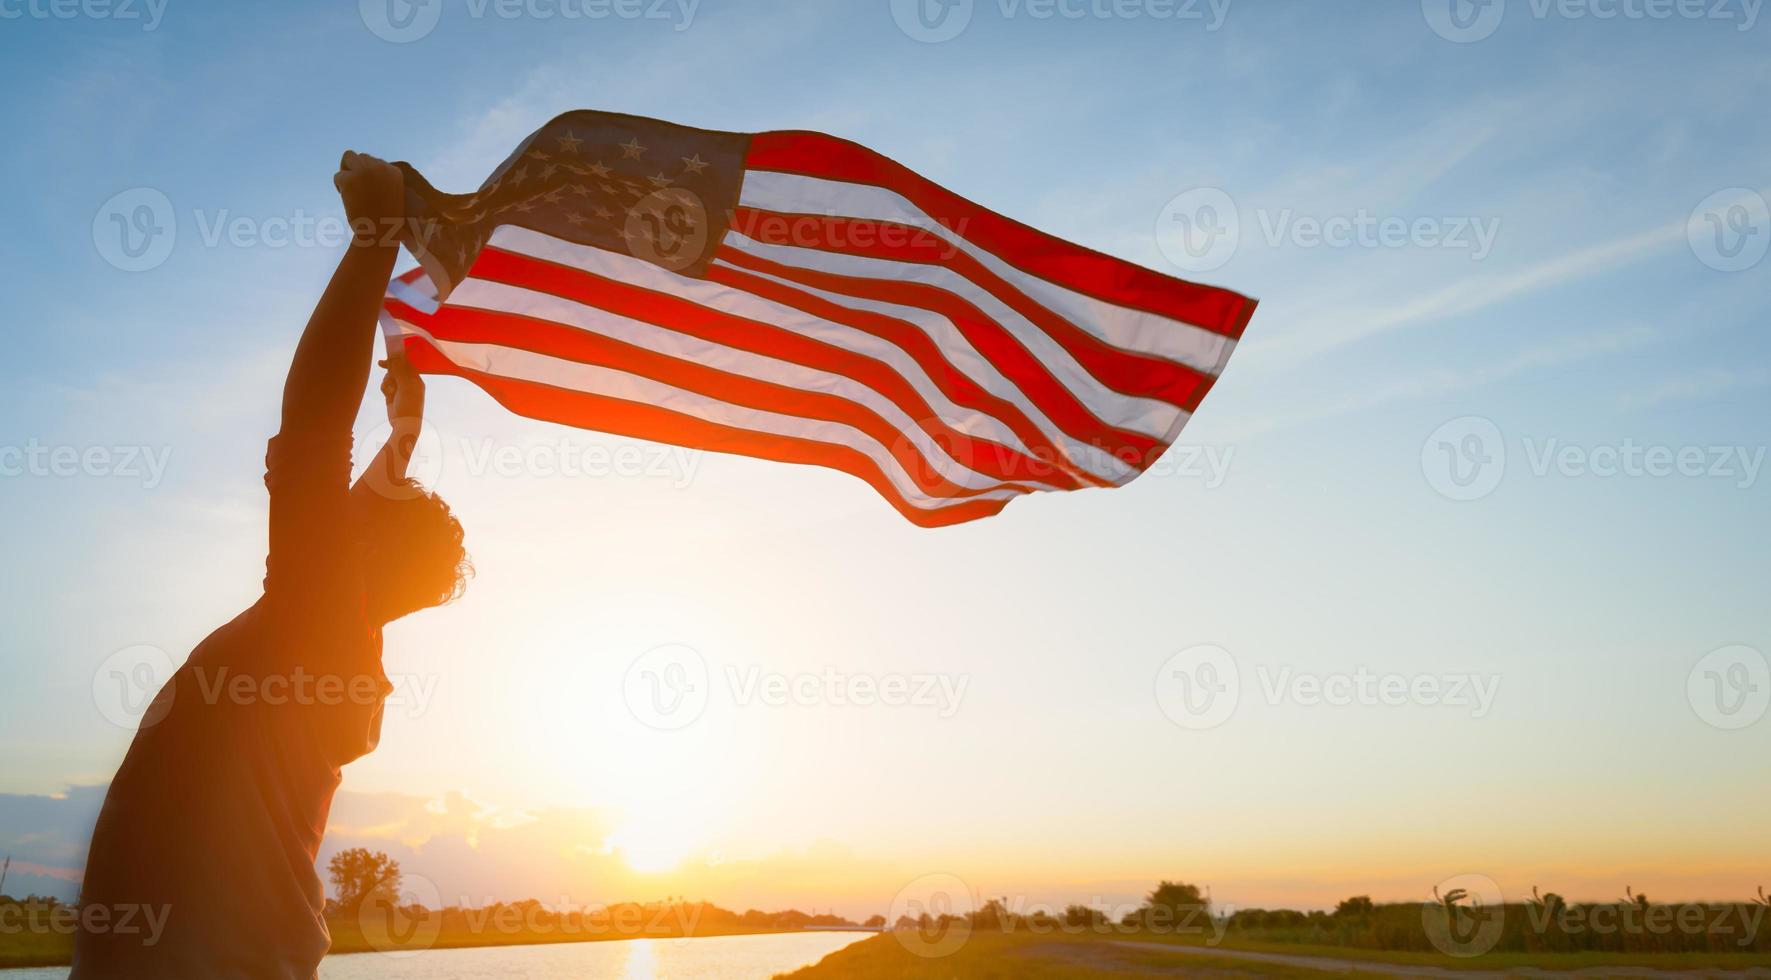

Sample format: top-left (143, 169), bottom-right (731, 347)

top-left (1334, 895), bottom-right (1374, 918)
top-left (327, 848), bottom-right (401, 914)
top-left (968, 897), bottom-right (1009, 931)
top-left (1143, 880), bottom-right (1210, 924)
top-left (1064, 904), bottom-right (1107, 928)
top-left (863, 914), bottom-right (887, 929)
top-left (1530, 886), bottom-right (1566, 916)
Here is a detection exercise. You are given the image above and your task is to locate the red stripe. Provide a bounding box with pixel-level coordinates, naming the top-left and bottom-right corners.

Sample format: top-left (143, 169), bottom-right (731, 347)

top-left (714, 244), bottom-right (1164, 471)
top-left (386, 299), bottom-right (1041, 502)
top-left (466, 245), bottom-right (1082, 491)
top-left (746, 130), bottom-right (1258, 340)
top-left (399, 336), bottom-right (1010, 528)
top-left (705, 260), bottom-right (1108, 489)
top-left (732, 207), bottom-right (1218, 412)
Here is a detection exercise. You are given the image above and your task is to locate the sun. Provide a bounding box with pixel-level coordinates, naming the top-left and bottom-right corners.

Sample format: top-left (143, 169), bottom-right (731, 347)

top-left (607, 819), bottom-right (695, 875)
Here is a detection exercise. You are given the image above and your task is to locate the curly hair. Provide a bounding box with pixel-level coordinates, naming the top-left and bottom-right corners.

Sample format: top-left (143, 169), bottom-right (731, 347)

top-left (351, 479), bottom-right (472, 619)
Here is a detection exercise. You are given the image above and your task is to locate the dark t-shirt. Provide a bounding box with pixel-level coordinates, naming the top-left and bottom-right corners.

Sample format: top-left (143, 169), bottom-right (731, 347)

top-left (73, 432), bottom-right (391, 980)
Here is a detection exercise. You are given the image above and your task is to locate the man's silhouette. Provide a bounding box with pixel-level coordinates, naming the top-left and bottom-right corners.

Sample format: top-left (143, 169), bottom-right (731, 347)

top-left (73, 153), bottom-right (470, 980)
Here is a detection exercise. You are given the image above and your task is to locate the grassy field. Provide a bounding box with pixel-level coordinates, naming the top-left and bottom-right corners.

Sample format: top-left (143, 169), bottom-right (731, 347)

top-left (0, 930), bottom-right (72, 970)
top-left (776, 930), bottom-right (1771, 978)
top-left (775, 932), bottom-right (1389, 978)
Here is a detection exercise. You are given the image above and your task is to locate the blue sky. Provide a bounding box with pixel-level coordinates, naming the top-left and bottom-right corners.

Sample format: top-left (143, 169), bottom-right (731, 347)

top-left (1, 0), bottom-right (1767, 916)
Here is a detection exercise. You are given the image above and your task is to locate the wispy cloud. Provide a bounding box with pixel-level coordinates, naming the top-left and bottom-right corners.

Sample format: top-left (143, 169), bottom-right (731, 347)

top-left (1619, 365), bottom-right (1771, 411)
top-left (1220, 323), bottom-right (1665, 441)
top-left (1248, 214), bottom-right (1690, 367)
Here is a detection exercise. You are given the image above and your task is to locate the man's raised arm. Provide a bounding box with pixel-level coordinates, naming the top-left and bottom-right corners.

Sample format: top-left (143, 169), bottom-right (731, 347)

top-left (279, 152), bottom-right (404, 438)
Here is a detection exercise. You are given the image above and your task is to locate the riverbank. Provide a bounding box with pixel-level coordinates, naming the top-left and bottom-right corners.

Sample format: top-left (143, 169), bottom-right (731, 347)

top-left (0, 920), bottom-right (870, 970)
top-left (776, 931), bottom-right (1771, 978)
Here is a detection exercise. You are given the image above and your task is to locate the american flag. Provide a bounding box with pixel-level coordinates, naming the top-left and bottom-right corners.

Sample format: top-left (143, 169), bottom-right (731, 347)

top-left (381, 109), bottom-right (1256, 527)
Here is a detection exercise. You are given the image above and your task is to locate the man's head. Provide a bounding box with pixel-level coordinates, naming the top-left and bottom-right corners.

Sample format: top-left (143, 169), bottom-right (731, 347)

top-left (351, 480), bottom-right (471, 624)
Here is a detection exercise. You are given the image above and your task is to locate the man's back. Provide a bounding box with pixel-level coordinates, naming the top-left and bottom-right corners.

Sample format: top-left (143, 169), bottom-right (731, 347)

top-left (74, 436), bottom-right (391, 980)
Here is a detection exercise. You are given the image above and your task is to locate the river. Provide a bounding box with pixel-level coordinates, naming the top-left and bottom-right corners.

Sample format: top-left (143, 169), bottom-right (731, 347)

top-left (3, 931), bottom-right (870, 979)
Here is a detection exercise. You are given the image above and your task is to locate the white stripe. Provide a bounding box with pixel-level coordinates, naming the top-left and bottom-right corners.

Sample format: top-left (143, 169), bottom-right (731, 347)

top-left (449, 277), bottom-right (1021, 494)
top-left (710, 255), bottom-right (1140, 486)
top-left (740, 169), bottom-right (1237, 376)
top-left (390, 319), bottom-right (1021, 513)
top-left (721, 229), bottom-right (1181, 441)
top-left (387, 277), bottom-right (440, 314)
top-left (488, 226), bottom-right (1073, 490)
